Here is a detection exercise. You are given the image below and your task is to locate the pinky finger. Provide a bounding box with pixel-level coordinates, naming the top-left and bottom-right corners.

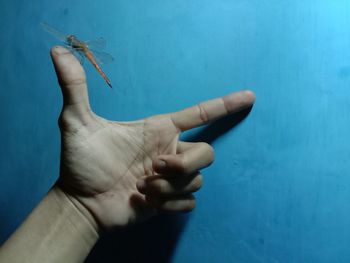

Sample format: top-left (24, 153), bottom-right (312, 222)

top-left (146, 195), bottom-right (196, 213)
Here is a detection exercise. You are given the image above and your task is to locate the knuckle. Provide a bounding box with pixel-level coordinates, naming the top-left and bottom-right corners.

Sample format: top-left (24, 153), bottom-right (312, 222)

top-left (204, 143), bottom-right (215, 163)
top-left (198, 142), bottom-right (215, 164)
top-left (177, 154), bottom-right (187, 174)
top-left (208, 147), bottom-right (215, 163)
top-left (155, 180), bottom-right (168, 194)
top-left (191, 175), bottom-right (203, 191)
top-left (184, 198), bottom-right (196, 212)
top-left (58, 111), bottom-right (70, 130)
top-left (205, 142), bottom-right (214, 153)
top-left (57, 108), bottom-right (95, 132)
top-left (59, 108), bottom-right (75, 124)
top-left (197, 103), bottom-right (209, 124)
top-left (65, 77), bottom-right (87, 87)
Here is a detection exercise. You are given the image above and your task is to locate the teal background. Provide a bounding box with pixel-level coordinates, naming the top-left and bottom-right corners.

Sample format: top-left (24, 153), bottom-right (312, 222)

top-left (1, 0), bottom-right (350, 262)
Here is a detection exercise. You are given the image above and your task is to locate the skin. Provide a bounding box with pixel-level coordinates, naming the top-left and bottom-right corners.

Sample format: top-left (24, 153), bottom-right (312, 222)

top-left (0, 46), bottom-right (255, 262)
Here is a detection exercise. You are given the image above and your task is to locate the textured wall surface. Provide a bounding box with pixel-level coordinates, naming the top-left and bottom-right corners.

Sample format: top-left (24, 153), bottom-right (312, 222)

top-left (1, 1), bottom-right (350, 262)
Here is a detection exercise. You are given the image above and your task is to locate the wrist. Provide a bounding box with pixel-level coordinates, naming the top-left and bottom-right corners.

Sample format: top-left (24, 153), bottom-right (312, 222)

top-left (52, 185), bottom-right (101, 237)
top-left (0, 185), bottom-right (99, 263)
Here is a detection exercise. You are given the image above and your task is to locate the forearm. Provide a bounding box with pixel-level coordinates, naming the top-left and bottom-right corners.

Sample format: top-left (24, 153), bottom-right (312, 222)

top-left (0, 186), bottom-right (99, 263)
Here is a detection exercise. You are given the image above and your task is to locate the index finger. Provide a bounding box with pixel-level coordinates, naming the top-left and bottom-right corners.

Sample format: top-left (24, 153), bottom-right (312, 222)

top-left (170, 90), bottom-right (255, 131)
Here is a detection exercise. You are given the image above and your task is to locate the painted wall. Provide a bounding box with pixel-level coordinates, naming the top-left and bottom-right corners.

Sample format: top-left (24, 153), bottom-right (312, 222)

top-left (1, 0), bottom-right (350, 262)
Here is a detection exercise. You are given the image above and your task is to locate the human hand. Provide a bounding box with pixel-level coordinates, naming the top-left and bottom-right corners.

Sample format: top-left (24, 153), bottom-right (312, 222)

top-left (51, 46), bottom-right (255, 232)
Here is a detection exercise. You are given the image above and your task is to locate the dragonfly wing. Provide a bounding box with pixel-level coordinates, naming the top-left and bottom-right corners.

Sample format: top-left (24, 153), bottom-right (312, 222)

top-left (86, 37), bottom-right (107, 50)
top-left (90, 49), bottom-right (114, 65)
top-left (41, 22), bottom-right (68, 43)
top-left (74, 50), bottom-right (85, 65)
top-left (64, 46), bottom-right (85, 65)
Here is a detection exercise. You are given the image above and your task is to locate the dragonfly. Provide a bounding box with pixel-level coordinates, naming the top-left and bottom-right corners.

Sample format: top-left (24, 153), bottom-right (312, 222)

top-left (41, 22), bottom-right (114, 88)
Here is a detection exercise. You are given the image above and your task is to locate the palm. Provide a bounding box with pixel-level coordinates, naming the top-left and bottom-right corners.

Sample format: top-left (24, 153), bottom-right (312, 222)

top-left (51, 46), bottom-right (255, 231)
top-left (59, 114), bottom-right (180, 227)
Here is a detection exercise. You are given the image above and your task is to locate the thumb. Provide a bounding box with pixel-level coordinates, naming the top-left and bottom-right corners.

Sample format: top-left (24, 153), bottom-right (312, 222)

top-left (50, 46), bottom-right (93, 126)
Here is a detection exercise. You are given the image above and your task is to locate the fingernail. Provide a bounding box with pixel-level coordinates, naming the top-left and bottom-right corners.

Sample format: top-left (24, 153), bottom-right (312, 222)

top-left (156, 159), bottom-right (167, 170)
top-left (51, 46), bottom-right (68, 55)
top-left (137, 180), bottom-right (146, 190)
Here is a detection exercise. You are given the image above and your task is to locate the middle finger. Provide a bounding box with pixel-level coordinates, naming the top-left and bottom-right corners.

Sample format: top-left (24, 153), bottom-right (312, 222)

top-left (137, 173), bottom-right (203, 196)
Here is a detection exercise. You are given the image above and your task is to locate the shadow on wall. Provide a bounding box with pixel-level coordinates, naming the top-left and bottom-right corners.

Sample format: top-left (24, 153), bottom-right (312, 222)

top-left (184, 106), bottom-right (253, 143)
top-left (85, 214), bottom-right (189, 263)
top-left (85, 107), bottom-right (253, 263)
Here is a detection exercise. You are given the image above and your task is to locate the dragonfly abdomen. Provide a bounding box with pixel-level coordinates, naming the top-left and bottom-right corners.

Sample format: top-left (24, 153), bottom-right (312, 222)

top-left (85, 51), bottom-right (112, 88)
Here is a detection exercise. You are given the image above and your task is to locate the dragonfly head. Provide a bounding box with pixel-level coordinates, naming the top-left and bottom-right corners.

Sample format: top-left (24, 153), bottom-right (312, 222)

top-left (66, 35), bottom-right (80, 47)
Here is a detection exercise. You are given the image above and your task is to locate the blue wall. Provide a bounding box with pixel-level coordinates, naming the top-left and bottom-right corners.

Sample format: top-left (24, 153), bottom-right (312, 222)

top-left (1, 0), bottom-right (350, 262)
